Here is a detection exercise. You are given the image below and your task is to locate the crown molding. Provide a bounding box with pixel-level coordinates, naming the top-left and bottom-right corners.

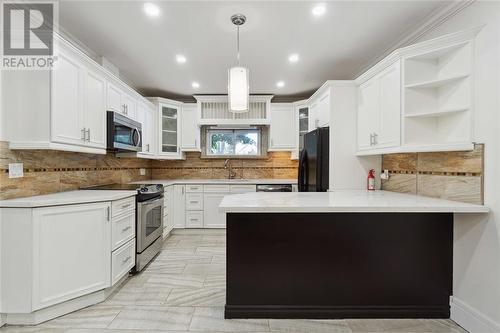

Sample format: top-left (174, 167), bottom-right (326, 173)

top-left (353, 0), bottom-right (476, 80)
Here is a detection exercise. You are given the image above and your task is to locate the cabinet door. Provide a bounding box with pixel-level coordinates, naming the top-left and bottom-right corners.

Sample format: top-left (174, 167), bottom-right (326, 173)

top-left (377, 62), bottom-right (401, 148)
top-left (32, 202), bottom-right (111, 310)
top-left (203, 193), bottom-right (227, 228)
top-left (84, 69), bottom-right (106, 148)
top-left (357, 79), bottom-right (379, 150)
top-left (145, 104), bottom-right (157, 154)
top-left (163, 186), bottom-right (174, 235)
top-left (160, 103), bottom-right (181, 156)
top-left (269, 103), bottom-right (296, 150)
top-left (316, 93), bottom-right (330, 127)
top-left (122, 93), bottom-right (137, 120)
top-left (51, 51), bottom-right (85, 146)
top-left (308, 102), bottom-right (318, 132)
top-left (107, 82), bottom-right (122, 113)
top-left (173, 185), bottom-right (186, 228)
top-left (181, 103), bottom-right (200, 150)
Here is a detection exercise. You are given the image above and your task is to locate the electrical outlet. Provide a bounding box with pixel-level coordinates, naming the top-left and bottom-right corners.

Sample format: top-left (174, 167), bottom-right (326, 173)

top-left (9, 163), bottom-right (24, 178)
top-left (139, 168), bottom-right (146, 176)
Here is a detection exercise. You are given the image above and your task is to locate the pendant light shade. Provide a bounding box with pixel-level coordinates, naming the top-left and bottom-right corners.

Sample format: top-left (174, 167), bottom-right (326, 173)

top-left (228, 66), bottom-right (249, 112)
top-left (228, 14), bottom-right (249, 113)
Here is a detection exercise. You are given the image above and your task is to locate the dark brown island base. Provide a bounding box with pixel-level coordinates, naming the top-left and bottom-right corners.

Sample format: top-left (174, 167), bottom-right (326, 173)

top-left (219, 191), bottom-right (489, 320)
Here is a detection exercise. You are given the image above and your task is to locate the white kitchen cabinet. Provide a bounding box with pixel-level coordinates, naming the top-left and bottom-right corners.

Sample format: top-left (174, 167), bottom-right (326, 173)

top-left (269, 103), bottom-right (296, 151)
top-left (107, 82), bottom-right (137, 120)
top-left (173, 185), bottom-right (186, 228)
top-left (83, 69), bottom-right (107, 148)
top-left (203, 193), bottom-right (227, 228)
top-left (181, 103), bottom-right (200, 151)
top-left (1, 202), bottom-right (111, 313)
top-left (111, 239), bottom-right (135, 286)
top-left (357, 61), bottom-right (401, 152)
top-left (51, 50), bottom-right (85, 147)
top-left (150, 98), bottom-right (185, 159)
top-left (308, 90), bottom-right (330, 131)
top-left (163, 185), bottom-right (174, 237)
top-left (137, 101), bottom-right (157, 155)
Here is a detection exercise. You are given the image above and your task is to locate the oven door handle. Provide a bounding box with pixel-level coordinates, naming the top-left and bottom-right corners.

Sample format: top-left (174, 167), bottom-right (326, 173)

top-left (140, 197), bottom-right (164, 206)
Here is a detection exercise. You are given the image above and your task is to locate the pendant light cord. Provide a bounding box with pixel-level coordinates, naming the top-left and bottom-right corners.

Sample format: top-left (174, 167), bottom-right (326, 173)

top-left (237, 25), bottom-right (240, 66)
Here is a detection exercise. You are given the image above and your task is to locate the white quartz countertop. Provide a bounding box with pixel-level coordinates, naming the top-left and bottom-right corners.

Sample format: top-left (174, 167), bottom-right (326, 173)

top-left (219, 190), bottom-right (489, 213)
top-left (0, 190), bottom-right (137, 208)
top-left (131, 179), bottom-right (297, 186)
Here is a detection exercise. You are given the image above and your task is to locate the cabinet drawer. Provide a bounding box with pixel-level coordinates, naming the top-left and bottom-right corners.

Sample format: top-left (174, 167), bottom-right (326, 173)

top-left (204, 185), bottom-right (230, 193)
top-left (186, 193), bottom-right (203, 210)
top-left (111, 211), bottom-right (135, 251)
top-left (186, 211), bottom-right (204, 228)
top-left (186, 184), bottom-right (203, 193)
top-left (112, 197), bottom-right (135, 217)
top-left (111, 239), bottom-right (135, 286)
top-left (230, 184), bottom-right (256, 193)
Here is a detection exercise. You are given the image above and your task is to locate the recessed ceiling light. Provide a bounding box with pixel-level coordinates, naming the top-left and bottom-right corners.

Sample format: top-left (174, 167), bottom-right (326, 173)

top-left (176, 54), bottom-right (187, 64)
top-left (312, 3), bottom-right (326, 17)
top-left (288, 53), bottom-right (299, 63)
top-left (276, 81), bottom-right (285, 88)
top-left (192, 82), bottom-right (200, 88)
top-left (143, 3), bottom-right (160, 17)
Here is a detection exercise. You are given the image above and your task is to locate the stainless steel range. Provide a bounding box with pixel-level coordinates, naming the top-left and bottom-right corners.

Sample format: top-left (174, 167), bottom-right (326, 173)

top-left (84, 183), bottom-right (164, 272)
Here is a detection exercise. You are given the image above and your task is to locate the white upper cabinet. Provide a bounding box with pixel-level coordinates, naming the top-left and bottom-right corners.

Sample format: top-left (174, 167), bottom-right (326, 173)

top-left (357, 61), bottom-right (401, 152)
top-left (269, 103), bottom-right (296, 150)
top-left (308, 89), bottom-right (331, 131)
top-left (356, 27), bottom-right (480, 155)
top-left (149, 97), bottom-right (184, 159)
top-left (136, 101), bottom-right (157, 155)
top-left (181, 103), bottom-right (200, 151)
top-left (107, 82), bottom-right (137, 120)
top-left (83, 69), bottom-right (107, 148)
top-left (51, 50), bottom-right (85, 147)
top-left (51, 46), bottom-right (107, 150)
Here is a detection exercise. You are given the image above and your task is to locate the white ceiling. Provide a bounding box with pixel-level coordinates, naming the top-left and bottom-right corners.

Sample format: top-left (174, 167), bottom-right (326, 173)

top-left (59, 1), bottom-right (451, 100)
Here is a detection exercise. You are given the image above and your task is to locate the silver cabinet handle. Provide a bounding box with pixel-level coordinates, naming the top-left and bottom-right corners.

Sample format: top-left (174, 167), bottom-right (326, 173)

top-left (189, 201), bottom-right (198, 204)
top-left (146, 143), bottom-right (150, 152)
top-left (122, 203), bottom-right (132, 209)
top-left (122, 226), bottom-right (132, 232)
top-left (81, 128), bottom-right (86, 140)
top-left (106, 206), bottom-right (110, 221)
top-left (373, 133), bottom-right (378, 145)
top-left (122, 256), bottom-right (132, 264)
top-left (85, 128), bottom-right (90, 141)
top-left (190, 218), bottom-right (198, 221)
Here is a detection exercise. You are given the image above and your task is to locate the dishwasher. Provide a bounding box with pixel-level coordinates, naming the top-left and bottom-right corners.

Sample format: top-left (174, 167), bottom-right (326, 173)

top-left (256, 184), bottom-right (295, 192)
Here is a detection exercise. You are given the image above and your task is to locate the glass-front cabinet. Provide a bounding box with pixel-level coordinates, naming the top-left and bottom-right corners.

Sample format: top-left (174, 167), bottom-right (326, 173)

top-left (298, 106), bottom-right (309, 152)
top-left (159, 102), bottom-right (183, 158)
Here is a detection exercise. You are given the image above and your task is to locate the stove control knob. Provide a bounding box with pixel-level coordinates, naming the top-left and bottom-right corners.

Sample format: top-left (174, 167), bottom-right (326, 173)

top-left (141, 187), bottom-right (149, 192)
top-left (156, 185), bottom-right (162, 190)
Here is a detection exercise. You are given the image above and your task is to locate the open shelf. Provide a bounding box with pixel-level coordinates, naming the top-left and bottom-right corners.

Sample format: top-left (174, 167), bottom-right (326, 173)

top-left (404, 74), bottom-right (469, 89)
top-left (404, 107), bottom-right (469, 119)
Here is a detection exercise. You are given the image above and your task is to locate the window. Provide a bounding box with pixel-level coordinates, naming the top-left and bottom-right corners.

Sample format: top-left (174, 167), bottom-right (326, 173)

top-left (206, 128), bottom-right (261, 156)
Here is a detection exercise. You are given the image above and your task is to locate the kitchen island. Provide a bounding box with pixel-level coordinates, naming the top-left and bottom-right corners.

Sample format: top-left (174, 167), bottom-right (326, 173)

top-left (219, 190), bottom-right (488, 319)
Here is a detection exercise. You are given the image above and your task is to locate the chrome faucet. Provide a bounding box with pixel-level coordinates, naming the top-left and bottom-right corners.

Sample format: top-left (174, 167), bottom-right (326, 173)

top-left (224, 159), bottom-right (237, 179)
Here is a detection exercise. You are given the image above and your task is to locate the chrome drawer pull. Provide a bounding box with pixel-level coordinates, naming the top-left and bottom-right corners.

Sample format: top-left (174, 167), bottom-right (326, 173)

top-left (121, 203), bottom-right (132, 209)
top-left (189, 201), bottom-right (199, 204)
top-left (122, 226), bottom-right (132, 232)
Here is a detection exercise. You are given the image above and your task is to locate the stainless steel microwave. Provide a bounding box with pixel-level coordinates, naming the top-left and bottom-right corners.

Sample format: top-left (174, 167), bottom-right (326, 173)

top-left (106, 111), bottom-right (142, 152)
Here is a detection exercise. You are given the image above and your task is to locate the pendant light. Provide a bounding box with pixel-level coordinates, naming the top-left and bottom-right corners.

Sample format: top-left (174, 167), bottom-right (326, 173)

top-left (228, 14), bottom-right (249, 113)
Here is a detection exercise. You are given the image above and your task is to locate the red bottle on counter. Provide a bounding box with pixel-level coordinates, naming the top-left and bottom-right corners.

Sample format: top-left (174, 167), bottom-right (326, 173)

top-left (367, 169), bottom-right (375, 191)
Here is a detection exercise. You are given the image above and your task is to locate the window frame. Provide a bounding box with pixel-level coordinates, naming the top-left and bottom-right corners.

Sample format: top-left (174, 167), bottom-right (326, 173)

top-left (201, 126), bottom-right (269, 159)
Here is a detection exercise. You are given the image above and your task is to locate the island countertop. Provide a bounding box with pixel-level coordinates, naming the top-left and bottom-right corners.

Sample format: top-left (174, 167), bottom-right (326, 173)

top-left (219, 190), bottom-right (489, 213)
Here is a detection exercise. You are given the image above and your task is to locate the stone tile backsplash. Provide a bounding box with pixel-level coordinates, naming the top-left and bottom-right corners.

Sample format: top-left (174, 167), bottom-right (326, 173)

top-left (0, 142), bottom-right (298, 200)
top-left (381, 144), bottom-right (484, 204)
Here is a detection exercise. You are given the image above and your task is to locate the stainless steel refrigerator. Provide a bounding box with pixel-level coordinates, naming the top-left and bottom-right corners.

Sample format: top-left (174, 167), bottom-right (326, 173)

top-left (298, 127), bottom-right (329, 192)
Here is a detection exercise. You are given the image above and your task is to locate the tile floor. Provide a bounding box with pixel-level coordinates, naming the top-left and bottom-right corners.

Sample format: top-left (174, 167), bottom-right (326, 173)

top-left (2, 230), bottom-right (467, 333)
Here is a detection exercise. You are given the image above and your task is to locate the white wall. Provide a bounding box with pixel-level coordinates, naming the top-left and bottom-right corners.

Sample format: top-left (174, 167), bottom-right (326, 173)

top-left (415, 2), bottom-right (500, 332)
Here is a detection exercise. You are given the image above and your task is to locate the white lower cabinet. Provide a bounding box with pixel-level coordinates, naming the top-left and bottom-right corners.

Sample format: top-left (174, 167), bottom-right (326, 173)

top-left (0, 197), bottom-right (136, 318)
top-left (163, 185), bottom-right (174, 237)
top-left (111, 239), bottom-right (135, 285)
top-left (173, 185), bottom-right (186, 228)
top-left (186, 211), bottom-right (204, 228)
top-left (203, 191), bottom-right (228, 228)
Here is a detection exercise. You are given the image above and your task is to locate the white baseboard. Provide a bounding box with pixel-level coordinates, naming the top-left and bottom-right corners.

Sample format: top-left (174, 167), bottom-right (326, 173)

top-left (451, 297), bottom-right (500, 333)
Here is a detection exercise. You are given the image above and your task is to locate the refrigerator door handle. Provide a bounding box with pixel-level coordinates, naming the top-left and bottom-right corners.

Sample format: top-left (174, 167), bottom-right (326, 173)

top-left (298, 149), bottom-right (308, 192)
